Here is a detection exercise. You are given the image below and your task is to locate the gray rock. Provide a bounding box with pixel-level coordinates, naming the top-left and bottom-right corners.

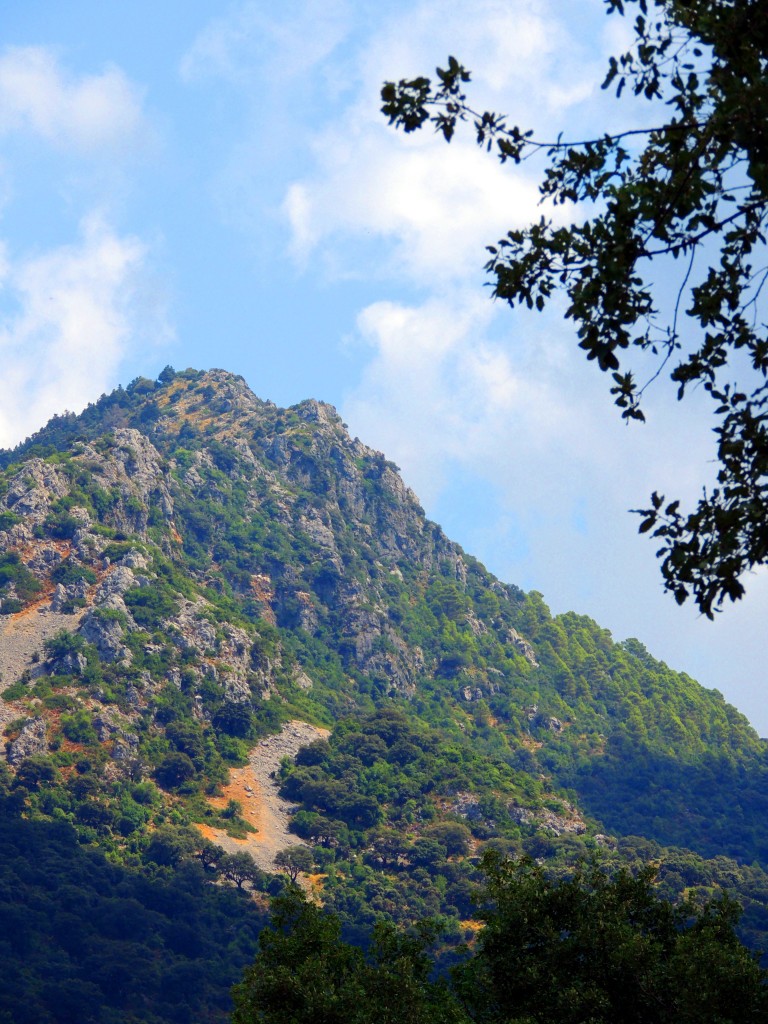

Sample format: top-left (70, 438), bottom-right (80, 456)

top-left (293, 669), bottom-right (313, 691)
top-left (112, 736), bottom-right (139, 761)
top-left (173, 600), bottom-right (218, 651)
top-left (50, 650), bottom-right (87, 676)
top-left (125, 685), bottom-right (141, 707)
top-left (7, 717), bottom-right (47, 764)
top-left (93, 710), bottom-right (138, 760)
top-left (447, 792), bottom-right (484, 821)
top-left (508, 803), bottom-right (587, 836)
top-left (506, 627), bottom-right (539, 667)
top-left (533, 714), bottom-right (563, 733)
top-left (74, 429), bottom-right (174, 537)
top-left (4, 460), bottom-right (69, 520)
top-left (119, 550), bottom-right (148, 570)
top-left (80, 610), bottom-right (131, 664)
top-left (94, 566), bottom-right (137, 603)
top-left (298, 512), bottom-right (337, 551)
top-left (51, 578), bottom-right (90, 610)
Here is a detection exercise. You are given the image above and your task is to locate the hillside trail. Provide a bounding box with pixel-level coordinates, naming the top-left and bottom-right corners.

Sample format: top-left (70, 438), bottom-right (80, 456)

top-left (197, 719), bottom-right (329, 873)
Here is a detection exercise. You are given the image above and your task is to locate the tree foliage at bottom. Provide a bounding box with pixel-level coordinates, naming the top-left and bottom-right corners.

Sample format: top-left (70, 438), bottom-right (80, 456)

top-left (231, 887), bottom-right (466, 1024)
top-left (457, 853), bottom-right (767, 1024)
top-left (233, 853), bottom-right (768, 1024)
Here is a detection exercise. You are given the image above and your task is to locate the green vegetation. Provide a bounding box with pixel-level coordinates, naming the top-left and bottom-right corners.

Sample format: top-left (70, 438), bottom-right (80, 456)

top-left (0, 801), bottom-right (265, 1024)
top-left (234, 857), bottom-right (768, 1024)
top-left (233, 887), bottom-right (466, 1024)
top-left (273, 708), bottom-right (768, 951)
top-left (456, 853), bottom-right (768, 1024)
top-left (0, 551), bottom-right (43, 612)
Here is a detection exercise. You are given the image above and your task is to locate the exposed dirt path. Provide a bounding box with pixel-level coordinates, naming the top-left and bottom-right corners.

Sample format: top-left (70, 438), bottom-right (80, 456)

top-left (197, 720), bottom-right (329, 872)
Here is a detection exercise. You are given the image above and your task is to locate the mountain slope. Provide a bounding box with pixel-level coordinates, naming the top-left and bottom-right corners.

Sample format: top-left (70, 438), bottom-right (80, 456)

top-left (1, 366), bottom-right (768, 1005)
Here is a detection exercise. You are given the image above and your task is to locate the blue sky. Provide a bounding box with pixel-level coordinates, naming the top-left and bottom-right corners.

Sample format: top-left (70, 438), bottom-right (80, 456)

top-left (2, 0), bottom-right (767, 733)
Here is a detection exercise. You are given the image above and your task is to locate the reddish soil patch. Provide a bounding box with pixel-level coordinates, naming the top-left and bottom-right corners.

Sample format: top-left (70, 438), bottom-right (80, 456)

top-left (208, 766), bottom-right (266, 835)
top-left (193, 720), bottom-right (329, 872)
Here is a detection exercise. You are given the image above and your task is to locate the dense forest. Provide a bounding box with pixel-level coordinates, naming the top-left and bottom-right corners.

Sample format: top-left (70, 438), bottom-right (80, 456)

top-left (233, 863), bottom-right (768, 1024)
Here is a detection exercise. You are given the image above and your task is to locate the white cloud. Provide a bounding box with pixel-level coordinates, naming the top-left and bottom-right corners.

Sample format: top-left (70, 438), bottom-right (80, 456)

top-left (347, 293), bottom-right (500, 479)
top-left (0, 214), bottom-right (171, 447)
top-left (179, 0), bottom-right (610, 258)
top-left (357, 0), bottom-right (594, 110)
top-left (343, 292), bottom-right (604, 504)
top-left (180, 0), bottom-right (351, 85)
top-left (342, 279), bottom-right (722, 611)
top-left (0, 46), bottom-right (146, 153)
top-left (277, 0), bottom-right (613, 285)
top-left (0, 49), bottom-right (166, 449)
top-left (0, 160), bottom-right (12, 219)
top-left (284, 129), bottom-right (548, 285)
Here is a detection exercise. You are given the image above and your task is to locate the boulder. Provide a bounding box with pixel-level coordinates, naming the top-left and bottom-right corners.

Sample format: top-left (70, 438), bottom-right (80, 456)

top-left (7, 717), bottom-right (47, 765)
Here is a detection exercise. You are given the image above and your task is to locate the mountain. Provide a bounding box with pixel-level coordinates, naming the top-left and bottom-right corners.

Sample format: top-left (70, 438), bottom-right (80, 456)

top-left (2, 366), bottom-right (768, 1022)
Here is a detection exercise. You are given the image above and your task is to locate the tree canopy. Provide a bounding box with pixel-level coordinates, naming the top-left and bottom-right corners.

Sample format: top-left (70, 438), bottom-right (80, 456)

top-left (231, 887), bottom-right (466, 1024)
top-left (233, 855), bottom-right (768, 1024)
top-left (455, 853), bottom-right (768, 1024)
top-left (381, 0), bottom-right (768, 618)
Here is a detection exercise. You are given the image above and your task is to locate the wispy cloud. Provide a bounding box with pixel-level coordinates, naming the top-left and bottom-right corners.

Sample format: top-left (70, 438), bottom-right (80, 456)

top-left (280, 0), bottom-right (605, 281)
top-left (0, 214), bottom-right (171, 448)
top-left (180, 0), bottom-right (351, 85)
top-left (0, 46), bottom-right (169, 449)
top-left (0, 46), bottom-right (147, 153)
top-left (284, 130), bottom-right (548, 285)
top-left (342, 287), bottom-right (700, 508)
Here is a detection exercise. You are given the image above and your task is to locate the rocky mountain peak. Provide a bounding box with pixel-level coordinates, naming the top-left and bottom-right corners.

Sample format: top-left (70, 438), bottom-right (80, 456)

top-left (2, 364), bottom-right (768, 971)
